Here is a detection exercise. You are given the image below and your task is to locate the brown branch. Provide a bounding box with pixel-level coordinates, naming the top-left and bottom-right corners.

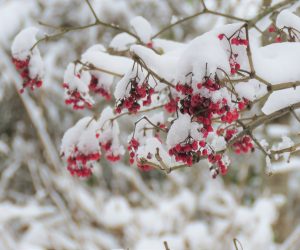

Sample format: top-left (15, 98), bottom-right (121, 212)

top-left (132, 53), bottom-right (176, 88)
top-left (270, 143), bottom-right (300, 155)
top-left (248, 0), bottom-right (297, 28)
top-left (163, 241), bottom-right (171, 250)
top-left (152, 7), bottom-right (248, 39)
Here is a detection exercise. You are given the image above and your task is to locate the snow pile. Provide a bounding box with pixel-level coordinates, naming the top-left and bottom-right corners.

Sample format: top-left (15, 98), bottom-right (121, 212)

top-left (97, 107), bottom-right (125, 159)
top-left (60, 117), bottom-right (99, 158)
top-left (167, 114), bottom-right (203, 148)
top-left (11, 27), bottom-right (44, 80)
top-left (130, 16), bottom-right (152, 43)
top-left (109, 32), bottom-right (137, 51)
top-left (276, 10), bottom-right (300, 31)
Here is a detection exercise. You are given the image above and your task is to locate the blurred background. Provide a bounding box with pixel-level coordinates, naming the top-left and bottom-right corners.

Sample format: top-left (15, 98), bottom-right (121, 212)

top-left (1, 0), bottom-right (300, 249)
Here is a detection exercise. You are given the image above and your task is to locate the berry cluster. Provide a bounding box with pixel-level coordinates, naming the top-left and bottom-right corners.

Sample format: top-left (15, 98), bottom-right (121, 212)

top-left (218, 32), bottom-right (248, 75)
top-left (89, 75), bottom-right (111, 100)
top-left (116, 78), bottom-right (154, 114)
top-left (12, 57), bottom-right (42, 93)
top-left (218, 33), bottom-right (248, 47)
top-left (233, 135), bottom-right (254, 154)
top-left (100, 140), bottom-right (121, 162)
top-left (229, 54), bottom-right (240, 75)
top-left (268, 25), bottom-right (282, 43)
top-left (176, 77), bottom-right (242, 135)
top-left (164, 97), bottom-right (179, 113)
top-left (63, 82), bottom-right (93, 110)
top-left (65, 148), bottom-right (100, 177)
top-left (168, 138), bottom-right (207, 166)
top-left (128, 138), bottom-right (140, 165)
top-left (208, 154), bottom-right (228, 176)
top-left (230, 37), bottom-right (248, 46)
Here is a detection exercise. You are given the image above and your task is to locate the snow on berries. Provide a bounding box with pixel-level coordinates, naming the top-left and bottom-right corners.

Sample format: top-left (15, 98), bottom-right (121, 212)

top-left (97, 107), bottom-right (125, 162)
top-left (61, 117), bottom-right (100, 177)
top-left (63, 63), bottom-right (94, 110)
top-left (60, 22), bottom-right (261, 179)
top-left (89, 75), bottom-right (111, 100)
top-left (11, 27), bottom-right (44, 93)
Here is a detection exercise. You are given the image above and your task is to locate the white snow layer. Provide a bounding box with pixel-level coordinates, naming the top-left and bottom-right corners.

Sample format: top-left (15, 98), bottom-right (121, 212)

top-left (130, 16), bottom-right (152, 43)
top-left (61, 117), bottom-right (99, 157)
top-left (276, 9), bottom-right (300, 31)
top-left (251, 43), bottom-right (300, 114)
top-left (11, 27), bottom-right (44, 79)
top-left (109, 32), bottom-right (137, 51)
top-left (11, 27), bottom-right (39, 61)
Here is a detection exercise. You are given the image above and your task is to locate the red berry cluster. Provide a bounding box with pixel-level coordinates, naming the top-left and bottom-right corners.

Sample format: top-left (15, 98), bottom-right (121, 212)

top-left (218, 33), bottom-right (248, 75)
top-left (230, 37), bottom-right (248, 46)
top-left (233, 135), bottom-right (254, 154)
top-left (168, 138), bottom-right (207, 166)
top-left (66, 148), bottom-right (100, 177)
top-left (268, 25), bottom-right (282, 43)
top-left (63, 82), bottom-right (93, 110)
top-left (208, 154), bottom-right (228, 176)
top-left (164, 97), bottom-right (179, 113)
top-left (12, 57), bottom-right (42, 93)
top-left (229, 54), bottom-right (240, 75)
top-left (176, 77), bottom-right (242, 135)
top-left (116, 78), bottom-right (154, 114)
top-left (89, 75), bottom-right (111, 100)
top-left (128, 138), bottom-right (139, 165)
top-left (218, 33), bottom-right (248, 46)
top-left (100, 140), bottom-right (121, 162)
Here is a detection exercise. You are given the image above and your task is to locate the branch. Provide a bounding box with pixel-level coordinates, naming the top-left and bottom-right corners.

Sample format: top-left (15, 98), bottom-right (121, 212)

top-left (85, 0), bottom-right (100, 22)
top-left (132, 53), bottom-right (176, 88)
top-left (248, 0), bottom-right (297, 28)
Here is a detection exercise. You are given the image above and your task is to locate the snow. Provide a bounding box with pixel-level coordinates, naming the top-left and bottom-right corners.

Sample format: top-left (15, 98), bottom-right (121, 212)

top-left (97, 107), bottom-right (125, 156)
top-left (253, 43), bottom-right (300, 85)
top-left (11, 27), bottom-right (39, 60)
top-left (277, 9), bottom-right (300, 31)
top-left (61, 117), bottom-right (99, 157)
top-left (11, 27), bottom-right (44, 79)
top-left (166, 114), bottom-right (191, 148)
top-left (235, 79), bottom-right (267, 101)
top-left (250, 42), bottom-right (300, 114)
top-left (136, 137), bottom-right (171, 166)
top-left (130, 16), bottom-right (152, 43)
top-left (101, 197), bottom-right (133, 229)
top-left (81, 49), bottom-right (132, 76)
top-left (210, 135), bottom-right (227, 152)
top-left (271, 136), bottom-right (294, 161)
top-left (4, 1), bottom-right (300, 249)
top-left (262, 87), bottom-right (300, 115)
top-left (176, 31), bottom-right (230, 83)
top-left (0, 1), bottom-right (35, 47)
top-left (109, 32), bottom-right (137, 51)
top-left (167, 114), bottom-right (205, 148)
top-left (130, 44), bottom-right (178, 85)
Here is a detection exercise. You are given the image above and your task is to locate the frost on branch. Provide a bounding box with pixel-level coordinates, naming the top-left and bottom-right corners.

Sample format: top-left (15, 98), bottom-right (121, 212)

top-left (11, 27), bottom-right (44, 93)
